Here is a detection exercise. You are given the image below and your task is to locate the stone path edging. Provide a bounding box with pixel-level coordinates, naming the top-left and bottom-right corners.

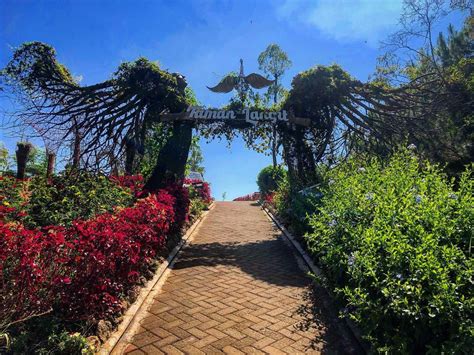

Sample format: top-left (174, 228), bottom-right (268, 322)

top-left (100, 203), bottom-right (215, 355)
top-left (260, 203), bottom-right (369, 353)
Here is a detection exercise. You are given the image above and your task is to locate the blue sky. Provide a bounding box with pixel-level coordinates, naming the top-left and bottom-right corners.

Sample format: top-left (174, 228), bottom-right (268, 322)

top-left (0, 0), bottom-right (465, 199)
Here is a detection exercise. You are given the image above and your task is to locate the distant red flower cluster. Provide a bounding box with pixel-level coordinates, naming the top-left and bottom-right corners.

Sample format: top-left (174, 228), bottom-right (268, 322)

top-left (110, 174), bottom-right (145, 197)
top-left (233, 192), bottom-right (261, 201)
top-left (263, 192), bottom-right (275, 206)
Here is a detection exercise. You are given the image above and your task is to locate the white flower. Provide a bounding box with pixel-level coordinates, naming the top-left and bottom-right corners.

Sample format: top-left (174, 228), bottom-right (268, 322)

top-left (395, 273), bottom-right (404, 280)
top-left (448, 193), bottom-right (458, 200)
top-left (365, 192), bottom-right (375, 201)
top-left (348, 253), bottom-right (355, 267)
top-left (328, 219), bottom-right (337, 227)
top-left (407, 143), bottom-right (417, 150)
top-left (328, 179), bottom-right (335, 185)
top-left (358, 167), bottom-right (366, 172)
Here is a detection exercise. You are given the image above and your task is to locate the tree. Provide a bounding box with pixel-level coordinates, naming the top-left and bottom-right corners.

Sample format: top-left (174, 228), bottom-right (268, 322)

top-left (0, 143), bottom-right (10, 173)
top-left (258, 44), bottom-right (292, 167)
top-left (1, 42), bottom-right (191, 190)
top-left (256, 165), bottom-right (286, 196)
top-left (186, 136), bottom-right (205, 176)
top-left (437, 23), bottom-right (473, 67)
top-left (371, 2), bottom-right (473, 177)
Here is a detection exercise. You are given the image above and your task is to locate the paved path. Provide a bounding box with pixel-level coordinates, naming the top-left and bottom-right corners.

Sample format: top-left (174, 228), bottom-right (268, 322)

top-left (121, 202), bottom-right (359, 354)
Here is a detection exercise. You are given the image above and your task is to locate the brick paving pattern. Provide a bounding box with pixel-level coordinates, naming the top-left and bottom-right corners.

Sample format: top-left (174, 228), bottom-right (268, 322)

top-left (121, 202), bottom-right (360, 354)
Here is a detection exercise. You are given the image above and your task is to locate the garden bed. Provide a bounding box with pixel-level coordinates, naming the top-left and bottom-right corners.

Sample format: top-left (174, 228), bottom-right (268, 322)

top-left (258, 149), bottom-right (473, 353)
top-left (0, 174), bottom-right (212, 354)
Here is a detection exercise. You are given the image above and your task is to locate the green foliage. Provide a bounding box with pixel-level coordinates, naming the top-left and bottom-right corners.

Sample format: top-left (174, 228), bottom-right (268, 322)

top-left (258, 43), bottom-right (292, 104)
top-left (26, 146), bottom-right (48, 177)
top-left (10, 317), bottom-right (93, 355)
top-left (0, 175), bottom-right (28, 213)
top-left (188, 188), bottom-right (207, 220)
top-left (284, 64), bottom-right (354, 120)
top-left (139, 123), bottom-right (171, 179)
top-left (113, 57), bottom-right (187, 114)
top-left (272, 167), bottom-right (326, 236)
top-left (185, 86), bottom-right (199, 106)
top-left (1, 42), bottom-right (76, 94)
top-left (305, 149), bottom-right (473, 353)
top-left (0, 143), bottom-right (11, 174)
top-left (186, 136), bottom-right (205, 176)
top-left (437, 22), bottom-right (473, 68)
top-left (25, 172), bottom-right (134, 228)
top-left (370, 15), bottom-right (474, 178)
top-left (256, 165), bottom-right (286, 196)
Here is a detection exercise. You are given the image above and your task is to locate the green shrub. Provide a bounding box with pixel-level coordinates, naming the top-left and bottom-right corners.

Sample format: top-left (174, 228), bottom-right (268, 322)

top-left (10, 317), bottom-right (93, 354)
top-left (257, 165), bottom-right (286, 196)
top-left (273, 175), bottom-right (322, 236)
top-left (0, 176), bottom-right (28, 212)
top-left (306, 149), bottom-right (473, 353)
top-left (25, 172), bottom-right (134, 227)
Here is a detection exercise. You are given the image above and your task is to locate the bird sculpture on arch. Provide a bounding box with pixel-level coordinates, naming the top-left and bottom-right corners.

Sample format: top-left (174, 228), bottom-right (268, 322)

top-left (207, 59), bottom-right (274, 96)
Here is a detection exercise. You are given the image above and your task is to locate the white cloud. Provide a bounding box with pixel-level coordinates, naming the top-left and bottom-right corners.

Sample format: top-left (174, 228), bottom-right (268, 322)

top-left (276, 0), bottom-right (403, 45)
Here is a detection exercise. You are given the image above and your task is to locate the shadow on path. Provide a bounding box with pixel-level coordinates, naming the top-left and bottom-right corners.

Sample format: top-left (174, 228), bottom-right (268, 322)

top-left (295, 285), bottom-right (365, 354)
top-left (173, 237), bottom-right (308, 288)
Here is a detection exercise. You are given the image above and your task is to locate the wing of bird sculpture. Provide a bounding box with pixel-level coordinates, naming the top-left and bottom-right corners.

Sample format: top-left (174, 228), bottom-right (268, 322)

top-left (245, 73), bottom-right (274, 89)
top-left (207, 75), bottom-right (238, 93)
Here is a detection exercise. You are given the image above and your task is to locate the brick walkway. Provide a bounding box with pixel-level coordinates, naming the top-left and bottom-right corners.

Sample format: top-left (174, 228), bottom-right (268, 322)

top-left (121, 202), bottom-right (360, 354)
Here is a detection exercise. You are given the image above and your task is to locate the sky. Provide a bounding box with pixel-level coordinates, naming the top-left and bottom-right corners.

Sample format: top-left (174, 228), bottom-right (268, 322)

top-left (0, 0), bottom-right (466, 200)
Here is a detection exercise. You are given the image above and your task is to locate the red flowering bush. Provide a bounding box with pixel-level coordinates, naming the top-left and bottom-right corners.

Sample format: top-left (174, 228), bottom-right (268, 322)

top-left (110, 174), bottom-right (145, 198)
top-left (263, 192), bottom-right (275, 206)
top-left (1, 171), bottom-right (216, 337)
top-left (0, 190), bottom-right (176, 327)
top-left (184, 179), bottom-right (212, 204)
top-left (56, 191), bottom-right (175, 320)
top-left (0, 219), bottom-right (61, 332)
top-left (162, 181), bottom-right (190, 235)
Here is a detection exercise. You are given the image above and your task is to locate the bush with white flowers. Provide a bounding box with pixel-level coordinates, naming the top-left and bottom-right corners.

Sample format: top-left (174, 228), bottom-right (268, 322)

top-left (306, 149), bottom-right (473, 353)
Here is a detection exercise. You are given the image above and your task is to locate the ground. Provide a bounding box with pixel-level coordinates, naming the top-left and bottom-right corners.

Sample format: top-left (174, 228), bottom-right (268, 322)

top-left (120, 202), bottom-right (360, 354)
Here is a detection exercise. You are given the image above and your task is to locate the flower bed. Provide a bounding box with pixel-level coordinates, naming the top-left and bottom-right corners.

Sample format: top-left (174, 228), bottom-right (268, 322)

top-left (0, 174), bottom-right (212, 352)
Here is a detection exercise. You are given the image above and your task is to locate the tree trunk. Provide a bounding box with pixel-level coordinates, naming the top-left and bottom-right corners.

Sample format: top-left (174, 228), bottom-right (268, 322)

top-left (15, 142), bottom-right (32, 179)
top-left (124, 139), bottom-right (136, 175)
top-left (271, 127), bottom-right (277, 167)
top-left (271, 75), bottom-right (279, 168)
top-left (46, 150), bottom-right (56, 179)
top-left (144, 122), bottom-right (193, 191)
